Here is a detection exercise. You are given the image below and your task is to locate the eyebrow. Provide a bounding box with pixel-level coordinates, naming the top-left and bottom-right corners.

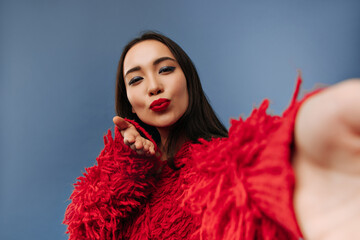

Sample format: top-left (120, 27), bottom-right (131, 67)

top-left (124, 56), bottom-right (176, 77)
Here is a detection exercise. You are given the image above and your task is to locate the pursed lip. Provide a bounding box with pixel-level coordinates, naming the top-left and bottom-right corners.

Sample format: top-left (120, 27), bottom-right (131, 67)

top-left (150, 98), bottom-right (171, 112)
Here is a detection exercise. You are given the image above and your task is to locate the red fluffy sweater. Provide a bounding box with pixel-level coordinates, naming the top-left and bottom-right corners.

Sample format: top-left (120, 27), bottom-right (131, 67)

top-left (64, 79), bottom-right (316, 240)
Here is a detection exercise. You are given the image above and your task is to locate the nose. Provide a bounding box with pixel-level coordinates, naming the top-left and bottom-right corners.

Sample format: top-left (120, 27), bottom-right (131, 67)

top-left (147, 76), bottom-right (164, 96)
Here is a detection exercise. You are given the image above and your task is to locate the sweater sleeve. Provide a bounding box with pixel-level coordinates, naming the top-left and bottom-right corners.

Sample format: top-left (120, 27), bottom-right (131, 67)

top-left (182, 77), bottom-right (322, 240)
top-left (63, 125), bottom-right (160, 240)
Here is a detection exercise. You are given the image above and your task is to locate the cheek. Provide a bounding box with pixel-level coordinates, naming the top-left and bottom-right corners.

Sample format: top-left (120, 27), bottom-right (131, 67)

top-left (126, 90), bottom-right (144, 111)
top-left (176, 78), bottom-right (189, 105)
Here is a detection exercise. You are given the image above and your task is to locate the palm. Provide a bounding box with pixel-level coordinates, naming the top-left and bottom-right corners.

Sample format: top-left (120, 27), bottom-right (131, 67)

top-left (113, 116), bottom-right (155, 156)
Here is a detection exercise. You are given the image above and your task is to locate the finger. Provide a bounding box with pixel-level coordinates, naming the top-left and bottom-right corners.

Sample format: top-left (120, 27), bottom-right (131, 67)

top-left (124, 134), bottom-right (135, 146)
top-left (143, 142), bottom-right (149, 152)
top-left (149, 145), bottom-right (155, 155)
top-left (129, 143), bottom-right (137, 151)
top-left (134, 137), bottom-right (144, 150)
top-left (145, 147), bottom-right (155, 156)
top-left (143, 141), bottom-right (153, 156)
top-left (113, 116), bottom-right (130, 130)
top-left (136, 149), bottom-right (145, 155)
top-left (134, 139), bottom-right (145, 155)
top-left (146, 141), bottom-right (155, 156)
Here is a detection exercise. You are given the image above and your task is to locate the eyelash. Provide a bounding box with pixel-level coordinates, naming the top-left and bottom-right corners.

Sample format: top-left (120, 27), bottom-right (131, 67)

top-left (159, 66), bottom-right (176, 74)
top-left (128, 66), bottom-right (176, 85)
top-left (128, 76), bottom-right (143, 85)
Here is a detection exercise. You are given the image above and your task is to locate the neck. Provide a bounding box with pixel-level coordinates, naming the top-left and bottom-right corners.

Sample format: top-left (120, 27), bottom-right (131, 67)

top-left (157, 127), bottom-right (170, 160)
top-left (156, 127), bottom-right (186, 161)
top-left (157, 127), bottom-right (169, 147)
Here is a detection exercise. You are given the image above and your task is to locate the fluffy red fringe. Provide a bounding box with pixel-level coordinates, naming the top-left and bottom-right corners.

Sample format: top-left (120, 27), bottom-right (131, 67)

top-left (181, 76), bottom-right (308, 240)
top-left (63, 125), bottom-right (159, 240)
top-left (64, 75), bottom-right (321, 239)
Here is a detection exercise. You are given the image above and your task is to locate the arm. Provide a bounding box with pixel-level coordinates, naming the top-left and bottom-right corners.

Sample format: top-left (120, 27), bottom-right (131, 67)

top-left (293, 79), bottom-right (360, 239)
top-left (63, 124), bottom-right (159, 240)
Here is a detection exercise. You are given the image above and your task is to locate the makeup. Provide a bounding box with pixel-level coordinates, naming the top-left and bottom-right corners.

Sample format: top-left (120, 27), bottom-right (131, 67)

top-left (150, 98), bottom-right (171, 112)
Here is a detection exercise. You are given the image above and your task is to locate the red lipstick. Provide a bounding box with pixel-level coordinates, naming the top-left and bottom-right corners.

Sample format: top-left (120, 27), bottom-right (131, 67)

top-left (150, 98), bottom-right (171, 112)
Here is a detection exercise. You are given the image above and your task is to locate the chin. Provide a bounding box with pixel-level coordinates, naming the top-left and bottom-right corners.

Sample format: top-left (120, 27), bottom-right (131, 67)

top-left (140, 113), bottom-right (183, 128)
top-left (146, 119), bottom-right (178, 129)
top-left (154, 122), bottom-right (176, 128)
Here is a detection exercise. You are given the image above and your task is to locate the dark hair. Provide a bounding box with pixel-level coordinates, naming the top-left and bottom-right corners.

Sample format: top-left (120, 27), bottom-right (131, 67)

top-left (115, 31), bottom-right (228, 169)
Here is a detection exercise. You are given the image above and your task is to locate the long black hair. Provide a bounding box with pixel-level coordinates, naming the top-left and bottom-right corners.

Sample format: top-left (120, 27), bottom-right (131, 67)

top-left (115, 31), bottom-right (228, 169)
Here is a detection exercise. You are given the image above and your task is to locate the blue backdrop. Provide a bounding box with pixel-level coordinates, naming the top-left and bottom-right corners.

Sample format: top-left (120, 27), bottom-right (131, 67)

top-left (1, 0), bottom-right (359, 239)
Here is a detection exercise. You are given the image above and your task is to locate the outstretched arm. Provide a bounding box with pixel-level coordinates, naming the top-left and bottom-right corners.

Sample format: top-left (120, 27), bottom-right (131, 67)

top-left (293, 79), bottom-right (360, 239)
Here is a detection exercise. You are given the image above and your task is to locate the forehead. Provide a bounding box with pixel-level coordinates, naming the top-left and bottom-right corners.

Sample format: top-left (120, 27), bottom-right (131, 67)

top-left (123, 40), bottom-right (175, 71)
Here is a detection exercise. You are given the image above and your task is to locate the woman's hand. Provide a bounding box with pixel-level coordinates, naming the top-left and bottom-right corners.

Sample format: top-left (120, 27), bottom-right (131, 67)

top-left (113, 116), bottom-right (156, 156)
top-left (293, 79), bottom-right (360, 239)
top-left (294, 79), bottom-right (360, 173)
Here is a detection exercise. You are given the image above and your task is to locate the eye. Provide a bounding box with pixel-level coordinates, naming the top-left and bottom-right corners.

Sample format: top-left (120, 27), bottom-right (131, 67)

top-left (159, 66), bottom-right (175, 74)
top-left (128, 76), bottom-right (143, 85)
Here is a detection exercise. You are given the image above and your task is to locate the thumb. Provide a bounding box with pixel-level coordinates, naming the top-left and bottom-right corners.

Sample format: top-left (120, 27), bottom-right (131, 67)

top-left (113, 116), bottom-right (131, 130)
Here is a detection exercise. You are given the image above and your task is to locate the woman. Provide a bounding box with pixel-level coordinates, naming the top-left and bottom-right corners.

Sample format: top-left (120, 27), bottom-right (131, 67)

top-left (64, 32), bottom-right (360, 239)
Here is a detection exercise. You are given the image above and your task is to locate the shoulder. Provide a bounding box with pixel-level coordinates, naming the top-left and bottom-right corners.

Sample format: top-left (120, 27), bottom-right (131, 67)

top-left (182, 99), bottom-right (303, 239)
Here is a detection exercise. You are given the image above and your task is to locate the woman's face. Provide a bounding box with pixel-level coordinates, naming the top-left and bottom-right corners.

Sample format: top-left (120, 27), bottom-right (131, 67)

top-left (123, 40), bottom-right (189, 129)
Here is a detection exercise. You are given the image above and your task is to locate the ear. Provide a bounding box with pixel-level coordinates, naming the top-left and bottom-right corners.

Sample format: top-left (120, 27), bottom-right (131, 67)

top-left (132, 107), bottom-right (135, 113)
